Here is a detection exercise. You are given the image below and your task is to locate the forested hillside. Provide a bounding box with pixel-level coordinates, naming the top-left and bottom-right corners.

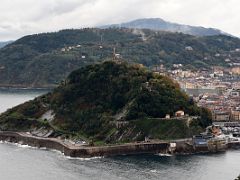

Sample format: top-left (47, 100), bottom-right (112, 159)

top-left (0, 61), bottom-right (212, 142)
top-left (0, 28), bottom-right (239, 87)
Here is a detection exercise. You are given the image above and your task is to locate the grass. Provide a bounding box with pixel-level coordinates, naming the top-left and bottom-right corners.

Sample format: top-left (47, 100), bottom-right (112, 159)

top-left (93, 140), bottom-right (106, 146)
top-left (132, 118), bottom-right (203, 140)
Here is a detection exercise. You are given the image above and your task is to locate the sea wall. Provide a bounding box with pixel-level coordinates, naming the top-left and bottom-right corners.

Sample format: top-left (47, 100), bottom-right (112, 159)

top-left (72, 143), bottom-right (170, 157)
top-left (2, 131), bottom-right (238, 157)
top-left (0, 131), bottom-right (68, 154)
top-left (0, 132), bottom-right (170, 158)
top-left (227, 142), bottom-right (240, 149)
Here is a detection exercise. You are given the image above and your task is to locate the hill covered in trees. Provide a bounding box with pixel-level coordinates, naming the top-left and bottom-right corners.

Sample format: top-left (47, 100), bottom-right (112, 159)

top-left (0, 61), bottom-right (212, 143)
top-left (0, 28), bottom-right (240, 87)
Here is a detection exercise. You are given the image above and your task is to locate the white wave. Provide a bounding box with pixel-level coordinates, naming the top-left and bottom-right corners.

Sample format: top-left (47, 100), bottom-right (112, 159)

top-left (150, 169), bottom-right (157, 173)
top-left (0, 141), bottom-right (104, 160)
top-left (47, 148), bottom-right (104, 161)
top-left (156, 153), bottom-right (173, 157)
top-left (2, 141), bottom-right (37, 149)
top-left (16, 144), bottom-right (32, 148)
top-left (64, 155), bottom-right (104, 161)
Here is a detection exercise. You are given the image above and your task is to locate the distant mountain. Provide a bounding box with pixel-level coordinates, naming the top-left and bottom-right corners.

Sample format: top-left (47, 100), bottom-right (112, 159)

top-left (0, 41), bottom-right (13, 48)
top-left (100, 18), bottom-right (230, 37)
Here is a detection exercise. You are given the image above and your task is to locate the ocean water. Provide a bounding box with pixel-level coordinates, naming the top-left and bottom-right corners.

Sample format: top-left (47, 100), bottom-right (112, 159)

top-left (0, 89), bottom-right (239, 180)
top-left (0, 88), bottom-right (49, 113)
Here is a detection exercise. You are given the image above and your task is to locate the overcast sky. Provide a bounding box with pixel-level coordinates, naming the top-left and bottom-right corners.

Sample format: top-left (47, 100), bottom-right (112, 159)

top-left (0, 0), bottom-right (239, 41)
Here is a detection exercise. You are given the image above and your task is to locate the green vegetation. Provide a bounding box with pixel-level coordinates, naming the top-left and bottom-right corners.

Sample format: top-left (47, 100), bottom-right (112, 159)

top-left (0, 61), bottom-right (212, 143)
top-left (132, 118), bottom-right (203, 140)
top-left (0, 28), bottom-right (240, 87)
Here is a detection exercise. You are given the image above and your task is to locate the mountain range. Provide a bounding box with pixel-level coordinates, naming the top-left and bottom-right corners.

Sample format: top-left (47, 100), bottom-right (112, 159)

top-left (100, 18), bottom-right (231, 37)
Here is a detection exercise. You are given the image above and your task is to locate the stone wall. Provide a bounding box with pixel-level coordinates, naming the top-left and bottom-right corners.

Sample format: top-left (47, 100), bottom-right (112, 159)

top-left (0, 132), bottom-right (170, 158)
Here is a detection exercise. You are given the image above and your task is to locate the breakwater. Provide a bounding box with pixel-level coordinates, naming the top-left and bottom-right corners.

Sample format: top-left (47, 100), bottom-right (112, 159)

top-left (0, 131), bottom-right (170, 158)
top-left (1, 131), bottom-right (240, 157)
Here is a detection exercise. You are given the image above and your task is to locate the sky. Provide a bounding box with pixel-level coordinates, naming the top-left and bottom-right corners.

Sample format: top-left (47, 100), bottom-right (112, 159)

top-left (0, 0), bottom-right (239, 41)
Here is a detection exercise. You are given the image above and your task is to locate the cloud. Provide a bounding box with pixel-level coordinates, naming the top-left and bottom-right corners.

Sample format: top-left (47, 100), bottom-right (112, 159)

top-left (0, 0), bottom-right (239, 40)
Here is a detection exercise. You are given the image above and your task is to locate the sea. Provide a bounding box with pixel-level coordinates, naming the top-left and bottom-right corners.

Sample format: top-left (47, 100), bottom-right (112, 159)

top-left (0, 88), bottom-right (239, 180)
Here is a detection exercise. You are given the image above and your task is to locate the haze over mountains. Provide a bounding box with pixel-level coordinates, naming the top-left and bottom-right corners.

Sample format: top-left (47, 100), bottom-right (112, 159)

top-left (0, 41), bottom-right (13, 48)
top-left (101, 18), bottom-right (231, 37)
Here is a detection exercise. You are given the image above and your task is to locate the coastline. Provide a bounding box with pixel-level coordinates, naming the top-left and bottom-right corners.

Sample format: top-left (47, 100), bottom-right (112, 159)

top-left (0, 84), bottom-right (56, 89)
top-left (1, 131), bottom-right (240, 158)
top-left (0, 131), bottom-right (171, 158)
